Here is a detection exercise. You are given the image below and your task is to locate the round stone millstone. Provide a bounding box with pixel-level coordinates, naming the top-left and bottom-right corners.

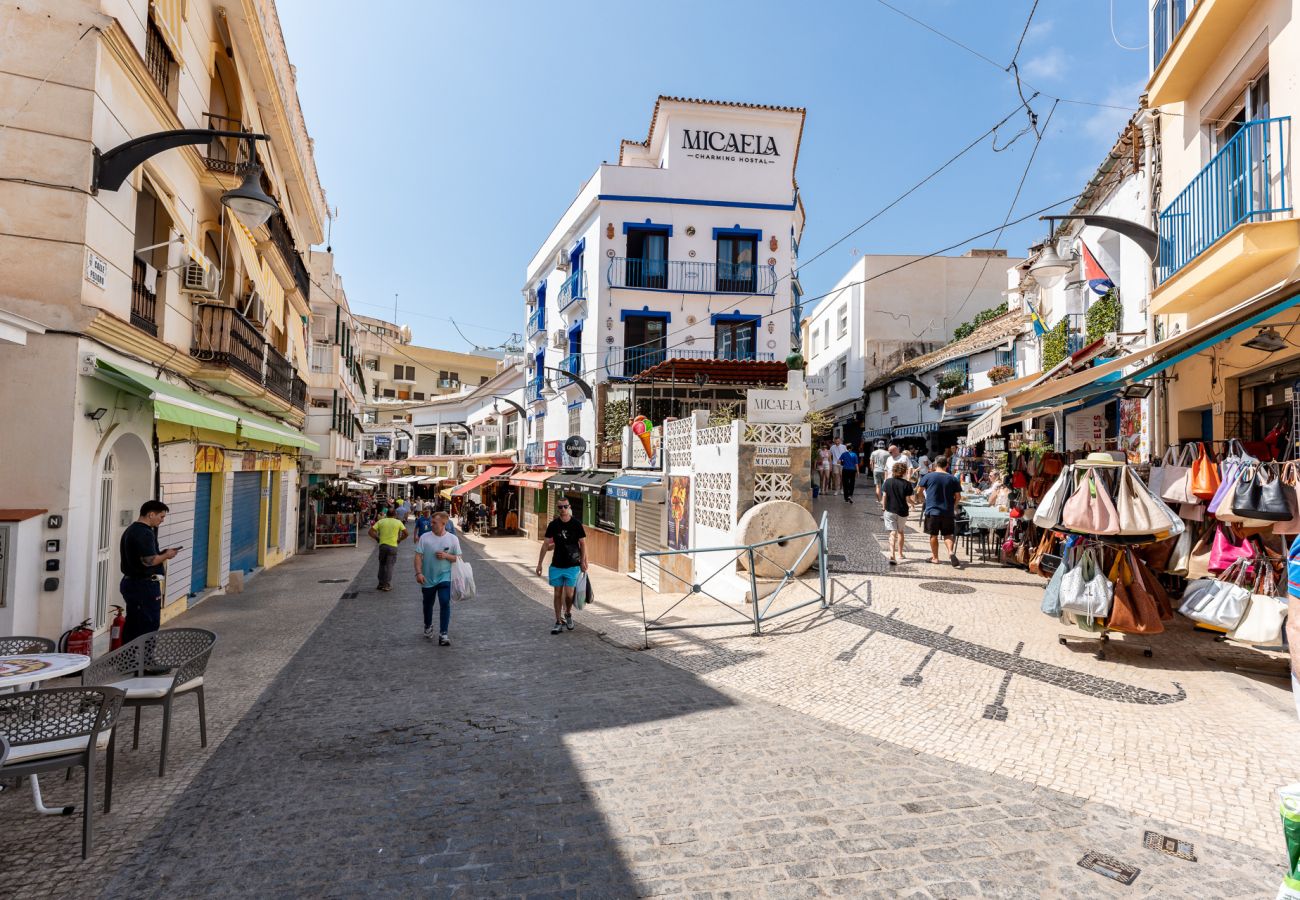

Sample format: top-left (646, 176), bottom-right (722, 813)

top-left (735, 500), bottom-right (819, 578)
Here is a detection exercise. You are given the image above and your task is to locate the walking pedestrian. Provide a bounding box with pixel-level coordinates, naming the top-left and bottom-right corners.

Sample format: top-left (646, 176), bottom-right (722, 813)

top-left (870, 441), bottom-right (891, 497)
top-left (414, 505), bottom-right (433, 539)
top-left (838, 444), bottom-right (859, 502)
top-left (414, 511), bottom-right (461, 646)
top-left (829, 436), bottom-right (848, 493)
top-left (918, 455), bottom-right (963, 568)
top-left (394, 497), bottom-right (412, 522)
top-left (368, 506), bottom-right (408, 591)
top-left (535, 498), bottom-right (588, 634)
top-left (880, 462), bottom-right (915, 566)
top-left (119, 500), bottom-right (179, 644)
top-left (886, 444), bottom-right (910, 480)
top-left (915, 448), bottom-right (932, 477)
top-left (817, 441), bottom-right (832, 495)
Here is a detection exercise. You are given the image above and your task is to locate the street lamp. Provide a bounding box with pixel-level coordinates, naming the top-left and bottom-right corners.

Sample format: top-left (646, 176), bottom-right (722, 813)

top-left (93, 130), bottom-right (278, 227)
top-left (492, 396), bottom-right (528, 417)
top-left (537, 366), bottom-right (594, 402)
top-left (1029, 238), bottom-right (1076, 290)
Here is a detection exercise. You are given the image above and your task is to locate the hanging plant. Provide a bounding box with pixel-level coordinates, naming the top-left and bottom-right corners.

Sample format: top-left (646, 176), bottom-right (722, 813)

top-left (1041, 319), bottom-right (1068, 370)
top-left (936, 369), bottom-right (967, 392)
top-left (1085, 289), bottom-right (1122, 344)
top-left (987, 364), bottom-right (1015, 384)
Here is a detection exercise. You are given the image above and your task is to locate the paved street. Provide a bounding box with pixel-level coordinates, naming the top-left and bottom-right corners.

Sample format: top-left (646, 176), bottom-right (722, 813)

top-left (3, 528), bottom-right (1286, 897)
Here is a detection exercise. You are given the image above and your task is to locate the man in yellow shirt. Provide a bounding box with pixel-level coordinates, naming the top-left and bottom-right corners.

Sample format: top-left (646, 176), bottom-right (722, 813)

top-left (368, 507), bottom-right (408, 591)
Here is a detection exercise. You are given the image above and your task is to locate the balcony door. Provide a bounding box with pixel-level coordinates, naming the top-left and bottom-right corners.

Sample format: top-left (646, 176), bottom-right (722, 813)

top-left (626, 228), bottom-right (668, 289)
top-left (715, 318), bottom-right (756, 361)
top-left (716, 233), bottom-right (756, 292)
top-left (1215, 72), bottom-right (1271, 226)
top-left (623, 315), bottom-right (667, 376)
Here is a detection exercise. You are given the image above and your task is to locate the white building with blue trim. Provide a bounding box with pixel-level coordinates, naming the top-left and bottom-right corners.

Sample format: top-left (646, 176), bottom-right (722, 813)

top-left (521, 96), bottom-right (807, 469)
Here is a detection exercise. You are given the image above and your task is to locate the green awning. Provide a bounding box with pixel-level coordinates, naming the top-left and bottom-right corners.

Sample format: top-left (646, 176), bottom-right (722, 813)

top-left (96, 361), bottom-right (239, 434)
top-left (96, 360), bottom-right (318, 450)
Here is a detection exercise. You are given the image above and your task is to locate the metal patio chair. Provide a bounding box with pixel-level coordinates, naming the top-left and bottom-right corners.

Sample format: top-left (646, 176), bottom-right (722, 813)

top-left (82, 628), bottom-right (216, 777)
top-left (0, 685), bottom-right (125, 858)
top-left (0, 635), bottom-right (56, 655)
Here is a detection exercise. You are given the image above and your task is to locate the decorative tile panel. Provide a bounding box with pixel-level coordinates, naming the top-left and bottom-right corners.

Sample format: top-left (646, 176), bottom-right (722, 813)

top-left (665, 418), bottom-right (693, 470)
top-left (754, 472), bottom-right (793, 503)
top-left (744, 423), bottom-right (806, 445)
top-left (695, 424), bottom-right (736, 447)
top-left (694, 471), bottom-right (733, 532)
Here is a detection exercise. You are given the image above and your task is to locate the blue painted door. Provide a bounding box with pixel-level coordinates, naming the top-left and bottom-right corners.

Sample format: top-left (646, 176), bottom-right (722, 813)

top-left (190, 473), bottom-right (212, 594)
top-left (231, 471), bottom-right (261, 573)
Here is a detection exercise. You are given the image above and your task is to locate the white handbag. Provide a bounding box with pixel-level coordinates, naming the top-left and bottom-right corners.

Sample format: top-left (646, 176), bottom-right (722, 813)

top-left (1032, 465), bottom-right (1075, 529)
top-left (1229, 566), bottom-right (1288, 644)
top-left (1179, 562), bottom-right (1251, 631)
top-left (1059, 548), bottom-right (1113, 622)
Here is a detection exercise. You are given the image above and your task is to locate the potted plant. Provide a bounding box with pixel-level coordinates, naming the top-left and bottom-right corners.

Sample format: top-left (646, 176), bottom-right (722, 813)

top-left (987, 364), bottom-right (1015, 384)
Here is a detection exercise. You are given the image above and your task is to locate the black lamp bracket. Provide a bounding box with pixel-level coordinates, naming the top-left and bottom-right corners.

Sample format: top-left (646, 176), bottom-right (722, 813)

top-left (93, 129), bottom-right (270, 193)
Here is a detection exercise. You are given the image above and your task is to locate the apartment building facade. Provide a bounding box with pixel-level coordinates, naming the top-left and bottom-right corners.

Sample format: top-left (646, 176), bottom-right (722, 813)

top-left (0, 0), bottom-right (326, 639)
top-left (304, 251), bottom-right (364, 480)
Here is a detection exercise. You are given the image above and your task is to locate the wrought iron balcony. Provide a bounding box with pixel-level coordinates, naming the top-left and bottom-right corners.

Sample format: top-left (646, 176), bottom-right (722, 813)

top-left (201, 113), bottom-right (253, 176)
top-left (267, 212), bottom-right (311, 299)
top-left (603, 345), bottom-right (776, 379)
top-left (524, 441), bottom-right (543, 465)
top-left (562, 352), bottom-right (583, 383)
top-left (264, 345), bottom-right (294, 402)
top-left (527, 306), bottom-right (545, 339)
top-left (528, 375), bottom-right (545, 401)
top-left (557, 270), bottom-right (587, 312)
top-left (1157, 117), bottom-right (1292, 283)
top-left (607, 258), bottom-right (777, 295)
top-left (192, 304), bottom-right (265, 384)
top-left (290, 374), bottom-right (307, 411)
top-left (130, 258), bottom-right (159, 337)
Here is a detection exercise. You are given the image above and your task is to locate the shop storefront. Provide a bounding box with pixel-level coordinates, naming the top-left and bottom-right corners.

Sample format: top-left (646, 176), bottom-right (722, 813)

top-left (546, 471), bottom-right (623, 570)
top-left (510, 470), bottom-right (557, 540)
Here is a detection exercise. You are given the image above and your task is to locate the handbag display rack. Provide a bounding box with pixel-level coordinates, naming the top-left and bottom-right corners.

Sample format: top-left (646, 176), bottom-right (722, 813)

top-left (1045, 458), bottom-right (1184, 661)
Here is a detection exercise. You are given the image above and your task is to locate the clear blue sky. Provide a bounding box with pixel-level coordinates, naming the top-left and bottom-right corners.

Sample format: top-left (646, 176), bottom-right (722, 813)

top-left (278, 0), bottom-right (1150, 350)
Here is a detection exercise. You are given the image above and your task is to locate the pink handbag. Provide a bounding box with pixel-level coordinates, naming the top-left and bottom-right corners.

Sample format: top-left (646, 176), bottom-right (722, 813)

top-left (1061, 468), bottom-right (1120, 535)
top-left (1209, 522), bottom-right (1255, 573)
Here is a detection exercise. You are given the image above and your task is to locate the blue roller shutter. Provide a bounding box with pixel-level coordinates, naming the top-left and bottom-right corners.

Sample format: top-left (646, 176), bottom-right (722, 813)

top-left (191, 473), bottom-right (212, 593)
top-left (231, 471), bottom-right (261, 573)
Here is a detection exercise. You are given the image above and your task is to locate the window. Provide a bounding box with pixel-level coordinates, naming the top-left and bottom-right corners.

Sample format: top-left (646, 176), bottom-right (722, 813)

top-left (568, 405), bottom-right (581, 437)
top-left (837, 305), bottom-right (848, 338)
top-left (837, 357), bottom-right (848, 390)
top-left (715, 230), bottom-right (757, 292)
top-left (480, 376), bottom-right (488, 384)
top-left (504, 415), bottom-right (519, 451)
top-left (144, 18), bottom-right (175, 100)
top-left (382, 388), bottom-right (395, 398)
top-left (625, 227), bottom-right (669, 288)
top-left (597, 492), bottom-right (620, 534)
top-left (882, 389), bottom-right (889, 412)
top-left (397, 390), bottom-right (410, 400)
top-left (311, 398), bottom-right (330, 409)
top-left (131, 185), bottom-right (170, 337)
top-left (393, 364), bottom-right (414, 381)
top-left (363, 409), bottom-right (378, 424)
top-left (623, 314), bottom-right (668, 377)
top-left (714, 315), bottom-right (758, 361)
top-left (413, 392), bottom-right (425, 400)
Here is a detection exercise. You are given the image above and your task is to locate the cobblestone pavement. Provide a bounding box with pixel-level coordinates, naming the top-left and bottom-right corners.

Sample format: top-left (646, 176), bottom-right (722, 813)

top-left (0, 541), bottom-right (372, 898)
top-left (467, 488), bottom-right (1300, 862)
top-left (72, 535), bottom-right (1285, 896)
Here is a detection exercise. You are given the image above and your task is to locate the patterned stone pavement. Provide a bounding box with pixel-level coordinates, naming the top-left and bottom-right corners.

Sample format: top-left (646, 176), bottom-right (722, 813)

top-left (77, 534), bottom-right (1288, 896)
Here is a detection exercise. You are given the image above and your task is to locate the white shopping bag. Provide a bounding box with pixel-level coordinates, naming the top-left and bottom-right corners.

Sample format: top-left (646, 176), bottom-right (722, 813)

top-left (451, 559), bottom-right (476, 601)
top-left (574, 572), bottom-right (588, 610)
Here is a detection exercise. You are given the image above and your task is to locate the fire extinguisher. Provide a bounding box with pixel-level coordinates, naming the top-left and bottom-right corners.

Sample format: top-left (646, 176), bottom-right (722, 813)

top-left (109, 606), bottom-right (126, 651)
top-left (58, 619), bottom-right (95, 657)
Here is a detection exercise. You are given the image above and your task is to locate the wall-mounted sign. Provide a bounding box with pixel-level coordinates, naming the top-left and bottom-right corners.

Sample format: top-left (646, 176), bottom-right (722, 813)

top-left (472, 423), bottom-right (495, 436)
top-left (681, 129), bottom-right (780, 165)
top-left (564, 435), bottom-right (588, 459)
top-left (544, 440), bottom-right (562, 468)
top-left (746, 389), bottom-right (806, 424)
top-left (195, 446), bottom-right (225, 473)
top-left (754, 445), bottom-right (791, 468)
top-left (85, 250), bottom-right (108, 289)
top-left (804, 375), bottom-right (827, 393)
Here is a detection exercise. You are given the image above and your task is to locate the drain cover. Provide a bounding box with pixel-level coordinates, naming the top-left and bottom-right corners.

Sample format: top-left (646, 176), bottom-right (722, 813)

top-left (1143, 831), bottom-right (1196, 861)
top-left (828, 553), bottom-right (847, 561)
top-left (1078, 851), bottom-right (1140, 885)
top-left (341, 591), bottom-right (358, 600)
top-left (319, 579), bottom-right (348, 584)
top-left (919, 581), bottom-right (977, 595)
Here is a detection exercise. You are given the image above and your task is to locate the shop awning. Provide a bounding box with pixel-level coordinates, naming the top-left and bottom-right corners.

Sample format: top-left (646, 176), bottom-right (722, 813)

top-left (388, 474), bottom-right (423, 484)
top-left (943, 340), bottom-right (1115, 415)
top-left (1009, 281), bottom-right (1300, 417)
top-left (605, 473), bottom-right (664, 502)
top-left (549, 470), bottom-right (617, 495)
top-left (439, 488), bottom-right (453, 500)
top-left (344, 481), bottom-right (374, 491)
top-left (893, 423), bottom-right (939, 437)
top-left (509, 470), bottom-right (557, 488)
top-left (862, 427), bottom-right (893, 440)
top-left (419, 476), bottom-right (453, 485)
top-left (451, 464), bottom-right (513, 497)
top-left (96, 360), bottom-right (240, 433)
top-left (966, 404), bottom-right (1002, 444)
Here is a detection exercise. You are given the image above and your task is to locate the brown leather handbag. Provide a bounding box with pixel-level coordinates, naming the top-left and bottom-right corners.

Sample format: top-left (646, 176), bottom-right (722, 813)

top-left (1131, 551), bottom-right (1175, 620)
top-left (1028, 530), bottom-right (1056, 577)
top-left (1107, 551), bottom-right (1166, 634)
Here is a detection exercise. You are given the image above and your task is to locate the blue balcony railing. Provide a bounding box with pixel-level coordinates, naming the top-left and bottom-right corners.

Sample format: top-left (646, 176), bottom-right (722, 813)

top-left (562, 351), bottom-right (583, 382)
top-left (557, 270), bottom-right (587, 312)
top-left (527, 306), bottom-right (545, 339)
top-left (607, 258), bottom-right (777, 295)
top-left (603, 345), bottom-right (777, 379)
top-left (1157, 117), bottom-right (1292, 283)
top-left (524, 441), bottom-right (543, 465)
top-left (1151, 0), bottom-right (1194, 73)
top-left (528, 375), bottom-right (544, 402)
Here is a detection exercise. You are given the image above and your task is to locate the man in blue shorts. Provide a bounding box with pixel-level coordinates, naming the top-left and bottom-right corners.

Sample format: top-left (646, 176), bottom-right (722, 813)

top-left (536, 499), bottom-right (588, 635)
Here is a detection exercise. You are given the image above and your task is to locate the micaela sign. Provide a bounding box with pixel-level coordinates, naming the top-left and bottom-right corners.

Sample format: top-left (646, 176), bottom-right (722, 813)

top-left (682, 130), bottom-right (780, 165)
top-left (746, 389), bottom-right (806, 424)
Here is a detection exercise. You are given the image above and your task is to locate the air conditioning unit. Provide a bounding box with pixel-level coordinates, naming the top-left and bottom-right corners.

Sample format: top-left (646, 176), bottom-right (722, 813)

top-left (181, 262), bottom-right (219, 298)
top-left (551, 330), bottom-right (567, 350)
top-left (462, 462), bottom-right (479, 476)
top-left (302, 459), bottom-right (322, 472)
top-left (525, 356), bottom-right (536, 372)
top-left (242, 292), bottom-right (268, 326)
top-left (555, 250), bottom-right (570, 272)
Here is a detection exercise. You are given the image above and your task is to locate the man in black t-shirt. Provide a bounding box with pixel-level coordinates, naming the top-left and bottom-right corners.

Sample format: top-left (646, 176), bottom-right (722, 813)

top-left (917, 456), bottom-right (963, 568)
top-left (536, 499), bottom-right (588, 635)
top-left (120, 500), bottom-right (179, 643)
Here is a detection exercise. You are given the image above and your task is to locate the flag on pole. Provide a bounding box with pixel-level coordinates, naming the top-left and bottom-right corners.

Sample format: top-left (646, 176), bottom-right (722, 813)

top-left (1081, 243), bottom-right (1115, 296)
top-left (1027, 297), bottom-right (1049, 337)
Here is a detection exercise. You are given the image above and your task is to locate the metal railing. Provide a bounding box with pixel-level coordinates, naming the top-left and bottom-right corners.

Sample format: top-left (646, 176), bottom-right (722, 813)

top-left (192, 304), bottom-right (266, 384)
top-left (638, 511), bottom-right (829, 647)
top-left (524, 441), bottom-right (543, 465)
top-left (557, 270), bottom-right (587, 311)
top-left (528, 375), bottom-right (544, 401)
top-left (144, 19), bottom-right (172, 98)
top-left (1158, 117), bottom-right (1291, 283)
top-left (604, 345), bottom-right (778, 379)
top-left (290, 374), bottom-right (307, 411)
top-left (527, 306), bottom-right (545, 338)
top-left (130, 258), bottom-right (159, 337)
top-left (1151, 0), bottom-right (1194, 72)
top-left (607, 258), bottom-right (778, 295)
top-left (562, 351), bottom-right (583, 380)
top-left (265, 345), bottom-right (293, 401)
top-left (267, 212), bottom-right (311, 299)
top-left (201, 113), bottom-right (253, 175)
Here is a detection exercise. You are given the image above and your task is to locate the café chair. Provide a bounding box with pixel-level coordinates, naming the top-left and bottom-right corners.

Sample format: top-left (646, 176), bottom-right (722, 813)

top-left (0, 635), bottom-right (56, 655)
top-left (0, 686), bottom-right (125, 858)
top-left (82, 628), bottom-right (216, 778)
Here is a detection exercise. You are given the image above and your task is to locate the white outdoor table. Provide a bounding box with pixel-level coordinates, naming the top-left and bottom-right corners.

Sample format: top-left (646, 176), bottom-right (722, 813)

top-left (0, 652), bottom-right (92, 815)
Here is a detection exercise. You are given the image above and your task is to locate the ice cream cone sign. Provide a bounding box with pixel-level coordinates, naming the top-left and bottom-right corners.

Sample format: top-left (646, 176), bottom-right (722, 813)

top-left (630, 415), bottom-right (655, 461)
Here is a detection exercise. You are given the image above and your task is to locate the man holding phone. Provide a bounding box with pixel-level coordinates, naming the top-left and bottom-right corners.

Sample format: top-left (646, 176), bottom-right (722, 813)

top-left (120, 500), bottom-right (179, 643)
